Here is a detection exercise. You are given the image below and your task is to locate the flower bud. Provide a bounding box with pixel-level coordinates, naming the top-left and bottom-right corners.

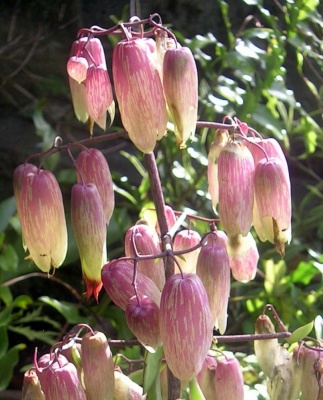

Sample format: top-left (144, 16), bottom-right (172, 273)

top-left (218, 141), bottom-right (254, 237)
top-left (214, 355), bottom-right (244, 400)
top-left (114, 369), bottom-right (146, 399)
top-left (173, 229), bottom-right (201, 274)
top-left (227, 232), bottom-right (259, 282)
top-left (86, 64), bottom-right (115, 132)
top-left (254, 314), bottom-right (280, 378)
top-left (67, 55), bottom-right (88, 83)
top-left (124, 223), bottom-right (165, 291)
top-left (101, 259), bottom-right (161, 310)
top-left (196, 231), bottom-right (230, 334)
top-left (163, 47), bottom-right (198, 148)
top-left (76, 148), bottom-right (114, 224)
top-left (254, 157), bottom-right (291, 256)
top-left (126, 295), bottom-right (162, 352)
top-left (300, 346), bottom-right (322, 400)
top-left (22, 369), bottom-right (45, 400)
top-left (36, 353), bottom-right (86, 400)
top-left (156, 204), bottom-right (177, 235)
top-left (207, 129), bottom-right (230, 213)
top-left (160, 273), bottom-right (213, 382)
top-left (19, 169), bottom-right (68, 272)
top-left (71, 182), bottom-right (107, 300)
top-left (13, 163), bottom-right (38, 250)
top-left (112, 38), bottom-right (167, 153)
top-left (196, 355), bottom-right (217, 400)
top-left (81, 331), bottom-right (114, 400)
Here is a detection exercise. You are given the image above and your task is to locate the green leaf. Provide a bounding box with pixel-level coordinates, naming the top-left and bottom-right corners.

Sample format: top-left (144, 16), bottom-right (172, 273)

top-left (287, 321), bottom-right (314, 344)
top-left (0, 286), bottom-right (13, 306)
top-left (0, 327), bottom-right (9, 359)
top-left (0, 197), bottom-right (16, 233)
top-left (189, 376), bottom-right (206, 400)
top-left (290, 261), bottom-right (320, 285)
top-left (143, 346), bottom-right (164, 394)
top-left (39, 296), bottom-right (83, 324)
top-left (0, 244), bottom-right (19, 272)
top-left (0, 305), bottom-right (13, 327)
top-left (8, 325), bottom-right (57, 344)
top-left (0, 343), bottom-right (25, 390)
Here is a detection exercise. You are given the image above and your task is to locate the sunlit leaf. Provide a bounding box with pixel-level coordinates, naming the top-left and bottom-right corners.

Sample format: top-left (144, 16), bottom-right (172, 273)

top-left (39, 296), bottom-right (83, 324)
top-left (143, 346), bottom-right (163, 394)
top-left (286, 320), bottom-right (314, 344)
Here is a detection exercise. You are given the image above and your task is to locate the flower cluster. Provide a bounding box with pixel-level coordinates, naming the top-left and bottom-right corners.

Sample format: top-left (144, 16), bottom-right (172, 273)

top-left (22, 326), bottom-right (145, 400)
top-left (208, 128), bottom-right (292, 260)
top-left (67, 21), bottom-right (198, 152)
top-left (14, 147), bottom-right (114, 300)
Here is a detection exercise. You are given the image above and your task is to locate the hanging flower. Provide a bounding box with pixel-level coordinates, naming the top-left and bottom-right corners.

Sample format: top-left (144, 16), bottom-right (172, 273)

top-left (112, 37), bottom-right (167, 153)
top-left (18, 169), bottom-right (68, 273)
top-left (214, 354), bottom-right (244, 400)
top-left (254, 157), bottom-right (291, 256)
top-left (71, 182), bottom-right (107, 300)
top-left (160, 273), bottom-right (213, 381)
top-left (76, 148), bottom-right (114, 225)
top-left (218, 140), bottom-right (255, 237)
top-left (173, 229), bottom-right (201, 274)
top-left (163, 46), bottom-right (198, 148)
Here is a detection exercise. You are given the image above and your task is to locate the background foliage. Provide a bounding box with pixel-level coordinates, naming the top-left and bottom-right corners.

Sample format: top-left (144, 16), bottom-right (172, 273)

top-left (0, 0), bottom-right (322, 397)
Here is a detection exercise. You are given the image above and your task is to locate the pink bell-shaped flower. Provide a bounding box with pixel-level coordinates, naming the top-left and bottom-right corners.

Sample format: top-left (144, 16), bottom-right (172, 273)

top-left (207, 129), bottom-right (229, 213)
top-left (196, 231), bottom-right (231, 334)
top-left (71, 182), bottom-right (107, 300)
top-left (218, 140), bottom-right (255, 237)
top-left (160, 273), bottom-right (213, 382)
top-left (68, 37), bottom-right (115, 132)
top-left (112, 37), bottom-right (167, 153)
top-left (299, 346), bottom-right (322, 400)
top-left (196, 355), bottom-right (217, 400)
top-left (36, 353), bottom-right (86, 400)
top-left (124, 223), bottom-right (165, 291)
top-left (227, 232), bottom-right (259, 282)
top-left (214, 354), bottom-right (244, 400)
top-left (173, 229), bottom-right (201, 274)
top-left (13, 163), bottom-right (38, 250)
top-left (101, 259), bottom-right (161, 310)
top-left (162, 46), bottom-right (198, 148)
top-left (81, 330), bottom-right (115, 400)
top-left (76, 148), bottom-right (114, 225)
top-left (114, 369), bottom-right (146, 399)
top-left (126, 295), bottom-right (162, 352)
top-left (254, 156), bottom-right (291, 256)
top-left (18, 169), bottom-right (68, 272)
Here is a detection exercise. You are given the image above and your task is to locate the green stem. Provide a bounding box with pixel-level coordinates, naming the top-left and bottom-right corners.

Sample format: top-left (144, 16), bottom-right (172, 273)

top-left (189, 377), bottom-right (206, 400)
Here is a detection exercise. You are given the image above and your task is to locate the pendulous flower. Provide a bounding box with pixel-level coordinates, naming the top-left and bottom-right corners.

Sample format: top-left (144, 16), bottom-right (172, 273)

top-left (163, 46), bottom-right (198, 148)
top-left (173, 229), bottom-right (201, 274)
top-left (76, 147), bottom-right (115, 225)
top-left (112, 37), bottom-right (167, 153)
top-left (214, 354), bottom-right (244, 400)
top-left (18, 168), bottom-right (68, 273)
top-left (160, 273), bottom-right (213, 382)
top-left (218, 140), bottom-right (255, 237)
top-left (81, 330), bottom-right (114, 400)
top-left (71, 182), bottom-right (107, 300)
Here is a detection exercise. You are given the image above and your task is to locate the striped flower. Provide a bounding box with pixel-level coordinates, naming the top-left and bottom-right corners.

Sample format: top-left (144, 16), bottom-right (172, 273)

top-left (112, 37), bottom-right (167, 153)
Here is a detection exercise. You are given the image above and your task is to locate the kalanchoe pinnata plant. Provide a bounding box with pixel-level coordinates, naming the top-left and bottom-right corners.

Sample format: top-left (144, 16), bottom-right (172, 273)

top-left (101, 259), bottom-right (161, 310)
top-left (124, 223), bottom-right (165, 291)
top-left (76, 147), bottom-right (115, 225)
top-left (196, 231), bottom-right (231, 334)
top-left (125, 294), bottom-right (162, 352)
top-left (214, 354), bottom-right (244, 400)
top-left (35, 353), bottom-right (86, 400)
top-left (217, 140), bottom-right (255, 237)
top-left (173, 229), bottom-right (201, 274)
top-left (227, 232), bottom-right (259, 283)
top-left (159, 273), bottom-right (213, 382)
top-left (254, 156), bottom-right (292, 256)
top-left (162, 46), bottom-right (198, 148)
top-left (17, 168), bottom-right (68, 273)
top-left (71, 182), bottom-right (107, 300)
top-left (22, 369), bottom-right (45, 400)
top-left (67, 37), bottom-right (115, 132)
top-left (112, 37), bottom-right (168, 153)
top-left (207, 128), bottom-right (230, 213)
top-left (81, 330), bottom-right (115, 400)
